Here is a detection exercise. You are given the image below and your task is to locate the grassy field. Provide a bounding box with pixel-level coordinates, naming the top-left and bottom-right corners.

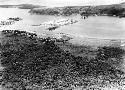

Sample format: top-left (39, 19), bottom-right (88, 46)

top-left (0, 30), bottom-right (125, 90)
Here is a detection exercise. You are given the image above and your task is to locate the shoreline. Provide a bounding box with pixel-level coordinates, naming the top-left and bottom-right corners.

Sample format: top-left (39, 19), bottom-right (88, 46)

top-left (69, 36), bottom-right (125, 47)
top-left (37, 31), bottom-right (125, 47)
top-left (1, 29), bottom-right (125, 48)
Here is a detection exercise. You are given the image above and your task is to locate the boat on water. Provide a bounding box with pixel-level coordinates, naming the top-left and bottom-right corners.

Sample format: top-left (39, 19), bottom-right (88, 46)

top-left (8, 17), bottom-right (22, 21)
top-left (47, 25), bottom-right (59, 31)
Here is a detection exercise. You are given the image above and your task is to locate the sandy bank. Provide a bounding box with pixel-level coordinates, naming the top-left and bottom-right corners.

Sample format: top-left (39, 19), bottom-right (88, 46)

top-left (70, 36), bottom-right (125, 47)
top-left (38, 31), bottom-right (125, 48)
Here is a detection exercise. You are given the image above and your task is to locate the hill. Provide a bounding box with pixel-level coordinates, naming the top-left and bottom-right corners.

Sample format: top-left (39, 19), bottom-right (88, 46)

top-left (0, 4), bottom-right (45, 9)
top-left (0, 30), bottom-right (125, 90)
top-left (28, 2), bottom-right (125, 17)
top-left (1, 2), bottom-right (125, 17)
top-left (18, 4), bottom-right (44, 9)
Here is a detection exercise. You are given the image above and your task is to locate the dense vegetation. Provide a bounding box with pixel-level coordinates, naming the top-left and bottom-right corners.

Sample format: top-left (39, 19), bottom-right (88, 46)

top-left (0, 30), bottom-right (125, 90)
top-left (29, 3), bottom-right (125, 17)
top-left (96, 7), bottom-right (125, 17)
top-left (29, 8), bottom-right (60, 15)
top-left (29, 7), bottom-right (85, 16)
top-left (29, 6), bottom-right (125, 17)
top-left (61, 7), bottom-right (80, 16)
top-left (0, 2), bottom-right (125, 17)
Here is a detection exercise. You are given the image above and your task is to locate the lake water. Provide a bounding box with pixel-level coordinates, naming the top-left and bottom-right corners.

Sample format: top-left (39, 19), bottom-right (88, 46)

top-left (0, 8), bottom-right (125, 40)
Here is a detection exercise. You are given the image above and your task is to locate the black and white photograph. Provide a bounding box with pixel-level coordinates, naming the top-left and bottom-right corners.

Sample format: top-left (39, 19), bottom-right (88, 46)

top-left (0, 0), bottom-right (125, 90)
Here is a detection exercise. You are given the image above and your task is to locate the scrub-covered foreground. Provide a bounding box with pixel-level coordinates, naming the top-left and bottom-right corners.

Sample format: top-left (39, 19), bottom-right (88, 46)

top-left (0, 30), bottom-right (125, 90)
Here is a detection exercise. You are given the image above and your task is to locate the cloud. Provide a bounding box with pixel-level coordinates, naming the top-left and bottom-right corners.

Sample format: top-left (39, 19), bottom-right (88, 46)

top-left (88, 0), bottom-right (123, 5)
top-left (34, 0), bottom-right (123, 6)
top-left (0, 0), bottom-right (9, 2)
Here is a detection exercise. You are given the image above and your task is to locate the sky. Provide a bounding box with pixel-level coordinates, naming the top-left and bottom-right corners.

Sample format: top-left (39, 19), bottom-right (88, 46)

top-left (0, 0), bottom-right (125, 6)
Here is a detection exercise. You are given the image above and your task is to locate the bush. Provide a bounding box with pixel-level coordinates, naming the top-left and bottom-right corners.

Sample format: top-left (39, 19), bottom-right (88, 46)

top-left (1, 30), bottom-right (125, 90)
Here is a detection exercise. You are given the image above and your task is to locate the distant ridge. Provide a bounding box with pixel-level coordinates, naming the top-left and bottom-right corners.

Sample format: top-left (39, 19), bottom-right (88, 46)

top-left (0, 4), bottom-right (46, 9)
top-left (0, 2), bottom-right (125, 8)
top-left (1, 2), bottom-right (125, 17)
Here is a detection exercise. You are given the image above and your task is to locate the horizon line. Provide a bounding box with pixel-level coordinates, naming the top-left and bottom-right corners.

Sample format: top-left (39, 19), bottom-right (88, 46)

top-left (0, 1), bottom-right (124, 7)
